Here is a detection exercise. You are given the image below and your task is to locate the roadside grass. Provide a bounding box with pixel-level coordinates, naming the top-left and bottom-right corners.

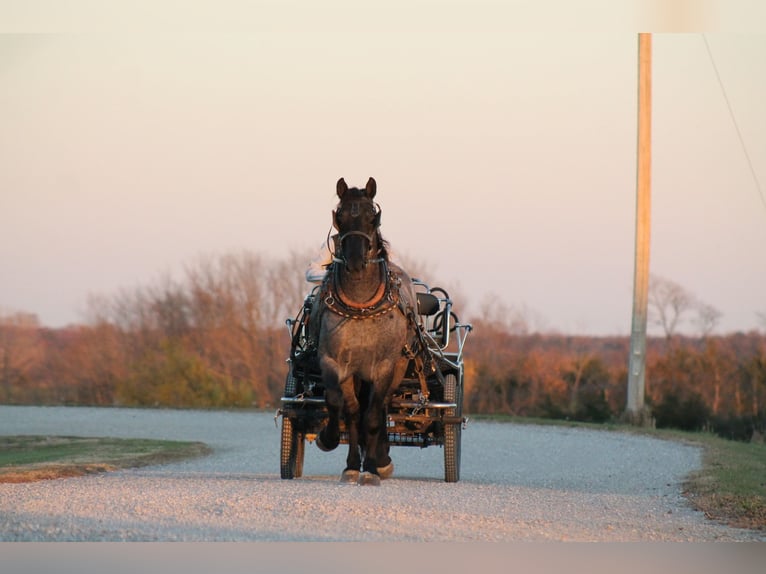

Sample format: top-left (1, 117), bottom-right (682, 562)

top-left (673, 431), bottom-right (766, 530)
top-left (472, 414), bottom-right (766, 531)
top-left (0, 436), bottom-right (211, 483)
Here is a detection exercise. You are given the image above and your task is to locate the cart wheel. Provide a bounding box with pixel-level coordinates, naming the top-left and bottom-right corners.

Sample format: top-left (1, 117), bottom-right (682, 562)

top-left (443, 372), bottom-right (462, 483)
top-left (284, 366), bottom-right (298, 396)
top-left (280, 415), bottom-right (305, 479)
top-left (280, 368), bottom-right (305, 479)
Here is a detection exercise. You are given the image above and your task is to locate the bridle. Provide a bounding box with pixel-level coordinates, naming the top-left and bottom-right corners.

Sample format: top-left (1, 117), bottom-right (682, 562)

top-left (330, 201), bottom-right (385, 269)
top-left (318, 185), bottom-right (413, 323)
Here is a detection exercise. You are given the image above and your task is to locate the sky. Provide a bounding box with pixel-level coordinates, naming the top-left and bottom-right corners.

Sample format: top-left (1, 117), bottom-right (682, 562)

top-left (1, 2), bottom-right (765, 336)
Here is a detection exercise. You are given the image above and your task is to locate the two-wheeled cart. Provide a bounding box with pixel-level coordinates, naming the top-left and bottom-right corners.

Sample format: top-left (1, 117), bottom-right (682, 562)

top-left (277, 280), bottom-right (471, 482)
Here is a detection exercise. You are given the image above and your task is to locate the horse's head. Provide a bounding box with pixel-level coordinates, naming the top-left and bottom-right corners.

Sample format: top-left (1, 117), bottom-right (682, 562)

top-left (332, 177), bottom-right (384, 274)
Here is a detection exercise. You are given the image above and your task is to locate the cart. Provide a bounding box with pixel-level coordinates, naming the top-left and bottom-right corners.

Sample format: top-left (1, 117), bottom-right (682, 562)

top-left (277, 280), bottom-right (471, 482)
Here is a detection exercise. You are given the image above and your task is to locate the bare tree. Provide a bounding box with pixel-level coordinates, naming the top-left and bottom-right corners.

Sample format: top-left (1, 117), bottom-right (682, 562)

top-left (391, 251), bottom-right (437, 285)
top-left (149, 274), bottom-right (191, 339)
top-left (0, 311), bottom-right (43, 400)
top-left (649, 274), bottom-right (727, 340)
top-left (476, 294), bottom-right (528, 335)
top-left (648, 275), bottom-right (697, 339)
top-left (694, 302), bottom-right (723, 338)
top-left (267, 248), bottom-right (315, 326)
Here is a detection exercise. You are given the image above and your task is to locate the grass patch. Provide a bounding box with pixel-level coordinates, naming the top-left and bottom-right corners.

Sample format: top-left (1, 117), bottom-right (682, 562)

top-left (0, 436), bottom-right (211, 483)
top-left (675, 432), bottom-right (766, 530)
top-left (470, 414), bottom-right (766, 531)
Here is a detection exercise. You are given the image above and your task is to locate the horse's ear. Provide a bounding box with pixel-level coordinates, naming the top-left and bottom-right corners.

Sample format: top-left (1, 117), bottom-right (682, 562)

top-left (336, 178), bottom-right (348, 198)
top-left (365, 177), bottom-right (376, 199)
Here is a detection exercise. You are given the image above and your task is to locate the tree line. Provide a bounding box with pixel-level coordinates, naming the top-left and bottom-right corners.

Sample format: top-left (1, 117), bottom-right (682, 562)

top-left (465, 322), bottom-right (766, 439)
top-left (1, 250), bottom-right (764, 441)
top-left (1, 251), bottom-right (309, 409)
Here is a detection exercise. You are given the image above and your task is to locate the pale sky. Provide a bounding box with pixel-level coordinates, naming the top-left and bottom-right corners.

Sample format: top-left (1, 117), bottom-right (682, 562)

top-left (1, 3), bottom-right (765, 335)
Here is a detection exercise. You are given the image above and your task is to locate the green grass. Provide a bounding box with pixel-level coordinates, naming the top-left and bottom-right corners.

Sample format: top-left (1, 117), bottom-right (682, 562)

top-left (0, 436), bottom-right (211, 483)
top-left (471, 414), bottom-right (766, 531)
top-left (673, 431), bottom-right (766, 530)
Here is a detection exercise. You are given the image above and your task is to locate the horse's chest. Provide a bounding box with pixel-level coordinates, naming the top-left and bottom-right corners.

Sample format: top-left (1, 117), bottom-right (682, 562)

top-left (320, 313), bottom-right (406, 362)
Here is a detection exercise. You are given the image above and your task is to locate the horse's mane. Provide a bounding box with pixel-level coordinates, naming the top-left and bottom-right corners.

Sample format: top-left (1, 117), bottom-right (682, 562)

top-left (377, 231), bottom-right (390, 261)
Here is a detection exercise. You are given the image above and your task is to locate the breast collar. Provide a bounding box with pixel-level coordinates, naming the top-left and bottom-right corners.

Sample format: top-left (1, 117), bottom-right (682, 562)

top-left (322, 260), bottom-right (404, 320)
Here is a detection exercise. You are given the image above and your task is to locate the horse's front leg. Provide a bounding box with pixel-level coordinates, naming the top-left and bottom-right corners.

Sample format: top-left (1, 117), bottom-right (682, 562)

top-left (340, 377), bottom-right (362, 483)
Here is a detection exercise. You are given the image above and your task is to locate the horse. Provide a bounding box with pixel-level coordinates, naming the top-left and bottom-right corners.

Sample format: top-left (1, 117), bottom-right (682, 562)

top-left (314, 177), bottom-right (418, 486)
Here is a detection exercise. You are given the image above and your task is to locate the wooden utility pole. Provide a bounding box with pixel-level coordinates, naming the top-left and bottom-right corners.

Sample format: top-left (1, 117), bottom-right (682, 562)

top-left (626, 33), bottom-right (653, 425)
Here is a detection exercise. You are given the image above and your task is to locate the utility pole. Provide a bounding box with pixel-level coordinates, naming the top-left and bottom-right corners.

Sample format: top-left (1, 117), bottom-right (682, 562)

top-left (626, 33), bottom-right (653, 426)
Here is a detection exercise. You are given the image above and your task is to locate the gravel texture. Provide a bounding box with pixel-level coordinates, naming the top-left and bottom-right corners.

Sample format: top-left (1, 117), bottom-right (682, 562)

top-left (0, 405), bottom-right (762, 541)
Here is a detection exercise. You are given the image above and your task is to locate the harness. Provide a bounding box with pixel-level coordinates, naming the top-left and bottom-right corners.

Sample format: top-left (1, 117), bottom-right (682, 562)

top-left (314, 191), bottom-right (434, 398)
top-left (319, 260), bottom-right (435, 400)
top-left (322, 260), bottom-right (405, 320)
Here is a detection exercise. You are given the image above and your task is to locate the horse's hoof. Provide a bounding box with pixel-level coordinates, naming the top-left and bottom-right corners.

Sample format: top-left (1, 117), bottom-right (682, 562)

top-left (316, 434), bottom-right (337, 452)
top-left (357, 472), bottom-right (381, 486)
top-left (377, 461), bottom-right (394, 479)
top-left (339, 469), bottom-right (360, 484)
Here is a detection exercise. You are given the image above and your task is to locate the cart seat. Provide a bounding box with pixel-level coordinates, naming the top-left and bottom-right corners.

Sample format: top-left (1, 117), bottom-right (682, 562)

top-left (416, 292), bottom-right (440, 316)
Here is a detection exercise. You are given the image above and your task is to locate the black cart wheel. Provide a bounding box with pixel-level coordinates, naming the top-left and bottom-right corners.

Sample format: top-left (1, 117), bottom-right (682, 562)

top-left (280, 415), bottom-right (305, 479)
top-left (280, 367), bottom-right (305, 479)
top-left (443, 372), bottom-right (462, 482)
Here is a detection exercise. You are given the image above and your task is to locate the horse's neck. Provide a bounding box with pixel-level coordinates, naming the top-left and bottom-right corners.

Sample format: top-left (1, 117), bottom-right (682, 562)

top-left (336, 261), bottom-right (386, 304)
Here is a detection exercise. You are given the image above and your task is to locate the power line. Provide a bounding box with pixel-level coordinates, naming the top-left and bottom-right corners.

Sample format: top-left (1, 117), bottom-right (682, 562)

top-left (702, 34), bottom-right (766, 214)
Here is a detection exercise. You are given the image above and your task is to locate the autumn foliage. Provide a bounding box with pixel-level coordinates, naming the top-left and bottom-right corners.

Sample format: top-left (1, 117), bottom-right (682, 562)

top-left (1, 250), bottom-right (765, 440)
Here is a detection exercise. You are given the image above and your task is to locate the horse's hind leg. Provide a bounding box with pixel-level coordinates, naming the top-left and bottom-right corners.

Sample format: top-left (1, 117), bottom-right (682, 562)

top-left (354, 405), bottom-right (393, 481)
top-left (375, 411), bottom-right (394, 478)
top-left (356, 398), bottom-right (385, 486)
top-left (372, 357), bottom-right (408, 480)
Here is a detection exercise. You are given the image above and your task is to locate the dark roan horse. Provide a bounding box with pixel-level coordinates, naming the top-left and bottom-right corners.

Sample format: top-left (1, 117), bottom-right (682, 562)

top-left (314, 177), bottom-right (418, 486)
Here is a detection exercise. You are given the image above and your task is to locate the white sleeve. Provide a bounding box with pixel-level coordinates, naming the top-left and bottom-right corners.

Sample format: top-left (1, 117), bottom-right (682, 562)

top-left (305, 242), bottom-right (333, 284)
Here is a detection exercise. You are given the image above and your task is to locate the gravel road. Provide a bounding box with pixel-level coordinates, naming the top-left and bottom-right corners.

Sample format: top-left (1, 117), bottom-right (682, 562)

top-left (0, 405), bottom-right (762, 542)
